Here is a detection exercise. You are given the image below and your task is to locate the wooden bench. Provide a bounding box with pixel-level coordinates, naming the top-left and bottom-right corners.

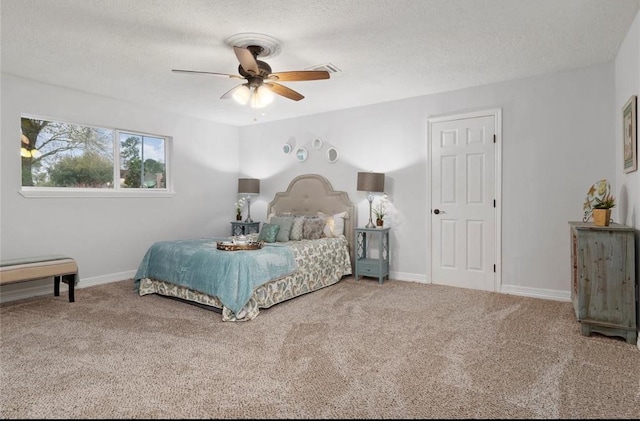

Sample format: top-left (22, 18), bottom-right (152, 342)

top-left (0, 255), bottom-right (78, 302)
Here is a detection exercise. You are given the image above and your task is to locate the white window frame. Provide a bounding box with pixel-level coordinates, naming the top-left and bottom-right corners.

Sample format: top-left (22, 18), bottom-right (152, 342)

top-left (19, 115), bottom-right (174, 198)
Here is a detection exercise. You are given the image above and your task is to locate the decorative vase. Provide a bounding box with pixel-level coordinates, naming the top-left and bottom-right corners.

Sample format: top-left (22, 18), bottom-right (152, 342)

top-left (236, 214), bottom-right (242, 221)
top-left (592, 209), bottom-right (611, 227)
top-left (376, 218), bottom-right (384, 227)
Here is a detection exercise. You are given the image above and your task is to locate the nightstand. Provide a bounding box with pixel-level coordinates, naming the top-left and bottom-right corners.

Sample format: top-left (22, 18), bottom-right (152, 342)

top-left (354, 227), bottom-right (390, 284)
top-left (230, 221), bottom-right (260, 236)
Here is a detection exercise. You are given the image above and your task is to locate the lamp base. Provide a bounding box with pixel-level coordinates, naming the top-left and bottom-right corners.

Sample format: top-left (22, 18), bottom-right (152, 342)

top-left (244, 197), bottom-right (253, 223)
top-left (365, 197), bottom-right (375, 228)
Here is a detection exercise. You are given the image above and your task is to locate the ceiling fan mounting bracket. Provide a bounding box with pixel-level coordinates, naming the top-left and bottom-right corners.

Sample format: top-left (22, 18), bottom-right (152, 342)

top-left (224, 33), bottom-right (282, 59)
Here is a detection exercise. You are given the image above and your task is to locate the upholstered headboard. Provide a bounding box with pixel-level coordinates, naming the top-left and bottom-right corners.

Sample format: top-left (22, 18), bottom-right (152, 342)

top-left (267, 174), bottom-right (357, 266)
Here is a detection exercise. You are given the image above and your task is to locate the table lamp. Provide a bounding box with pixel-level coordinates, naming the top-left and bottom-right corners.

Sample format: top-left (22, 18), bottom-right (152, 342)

top-left (357, 172), bottom-right (385, 228)
top-left (238, 178), bottom-right (260, 223)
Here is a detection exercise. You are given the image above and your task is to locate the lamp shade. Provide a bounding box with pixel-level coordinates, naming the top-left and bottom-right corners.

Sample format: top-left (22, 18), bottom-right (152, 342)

top-left (357, 172), bottom-right (385, 193)
top-left (238, 178), bottom-right (260, 194)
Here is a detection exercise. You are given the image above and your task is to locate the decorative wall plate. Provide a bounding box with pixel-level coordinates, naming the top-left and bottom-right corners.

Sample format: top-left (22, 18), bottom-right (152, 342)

top-left (583, 179), bottom-right (610, 222)
top-left (296, 147), bottom-right (308, 162)
top-left (312, 137), bottom-right (323, 150)
top-left (283, 143), bottom-right (292, 154)
top-left (326, 147), bottom-right (339, 163)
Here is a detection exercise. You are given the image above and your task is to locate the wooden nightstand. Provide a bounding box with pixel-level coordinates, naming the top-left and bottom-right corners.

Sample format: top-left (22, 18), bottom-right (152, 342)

top-left (569, 221), bottom-right (636, 344)
top-left (354, 227), bottom-right (390, 284)
top-left (230, 221), bottom-right (260, 236)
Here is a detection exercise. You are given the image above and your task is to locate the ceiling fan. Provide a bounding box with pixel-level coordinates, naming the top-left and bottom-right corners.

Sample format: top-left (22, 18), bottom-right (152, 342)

top-left (172, 45), bottom-right (330, 108)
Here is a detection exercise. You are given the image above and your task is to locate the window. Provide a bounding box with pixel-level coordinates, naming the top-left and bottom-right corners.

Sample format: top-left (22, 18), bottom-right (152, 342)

top-left (20, 116), bottom-right (171, 197)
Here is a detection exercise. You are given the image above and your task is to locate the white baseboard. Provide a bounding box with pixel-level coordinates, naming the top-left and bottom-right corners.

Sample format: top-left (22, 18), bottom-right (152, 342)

top-left (390, 272), bottom-right (571, 302)
top-left (390, 271), bottom-right (428, 284)
top-left (499, 284), bottom-right (571, 302)
top-left (1, 270), bottom-right (571, 304)
top-left (0, 270), bottom-right (136, 303)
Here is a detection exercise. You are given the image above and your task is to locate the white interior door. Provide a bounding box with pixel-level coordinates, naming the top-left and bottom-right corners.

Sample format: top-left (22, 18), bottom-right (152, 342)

top-left (429, 110), bottom-right (500, 291)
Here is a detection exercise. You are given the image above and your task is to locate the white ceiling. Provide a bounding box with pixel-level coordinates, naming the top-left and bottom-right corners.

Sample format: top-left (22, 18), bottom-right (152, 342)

top-left (2, 0), bottom-right (639, 127)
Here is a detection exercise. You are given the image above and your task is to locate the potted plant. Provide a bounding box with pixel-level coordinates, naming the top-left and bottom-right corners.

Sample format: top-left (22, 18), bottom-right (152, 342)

top-left (235, 197), bottom-right (245, 221)
top-left (372, 195), bottom-right (388, 227)
top-left (592, 194), bottom-right (615, 226)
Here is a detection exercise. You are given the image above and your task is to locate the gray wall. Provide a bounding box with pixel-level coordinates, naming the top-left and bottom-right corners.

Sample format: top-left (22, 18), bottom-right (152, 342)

top-left (239, 63), bottom-right (616, 298)
top-left (1, 74), bottom-right (240, 297)
top-left (2, 25), bottom-right (638, 301)
top-left (613, 9), bottom-right (640, 351)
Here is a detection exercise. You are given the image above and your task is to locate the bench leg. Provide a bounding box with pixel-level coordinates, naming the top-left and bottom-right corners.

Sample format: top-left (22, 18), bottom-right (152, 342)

top-left (54, 274), bottom-right (76, 302)
top-left (63, 274), bottom-right (75, 303)
top-left (54, 275), bottom-right (61, 297)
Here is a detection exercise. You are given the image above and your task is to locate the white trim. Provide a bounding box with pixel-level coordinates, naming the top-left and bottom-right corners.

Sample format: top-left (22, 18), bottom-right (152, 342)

top-left (0, 269), bottom-right (571, 305)
top-left (390, 270), bottom-right (428, 284)
top-left (500, 283), bottom-right (570, 302)
top-left (0, 270), bottom-right (136, 303)
top-left (390, 276), bottom-right (570, 302)
top-left (19, 187), bottom-right (175, 198)
top-left (426, 107), bottom-right (503, 292)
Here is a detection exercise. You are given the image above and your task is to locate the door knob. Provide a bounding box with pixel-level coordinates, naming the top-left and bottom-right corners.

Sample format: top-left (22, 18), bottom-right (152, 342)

top-left (433, 209), bottom-right (445, 214)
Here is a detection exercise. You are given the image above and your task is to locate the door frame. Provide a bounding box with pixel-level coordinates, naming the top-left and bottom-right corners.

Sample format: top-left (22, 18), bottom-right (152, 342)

top-left (426, 108), bottom-right (502, 291)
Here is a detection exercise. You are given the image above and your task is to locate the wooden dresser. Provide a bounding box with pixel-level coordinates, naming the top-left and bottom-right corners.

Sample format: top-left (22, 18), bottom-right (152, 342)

top-left (569, 222), bottom-right (637, 344)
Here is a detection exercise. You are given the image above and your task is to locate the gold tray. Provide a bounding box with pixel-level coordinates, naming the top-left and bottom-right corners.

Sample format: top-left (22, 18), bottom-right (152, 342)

top-left (216, 241), bottom-right (263, 251)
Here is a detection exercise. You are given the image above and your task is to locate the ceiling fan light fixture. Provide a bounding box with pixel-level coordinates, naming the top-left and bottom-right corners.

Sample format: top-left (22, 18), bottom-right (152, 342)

top-left (251, 85), bottom-right (274, 108)
top-left (232, 84), bottom-right (251, 105)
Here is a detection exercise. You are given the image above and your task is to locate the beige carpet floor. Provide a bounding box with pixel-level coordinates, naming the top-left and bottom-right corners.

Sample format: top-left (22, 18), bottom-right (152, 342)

top-left (1, 277), bottom-right (638, 419)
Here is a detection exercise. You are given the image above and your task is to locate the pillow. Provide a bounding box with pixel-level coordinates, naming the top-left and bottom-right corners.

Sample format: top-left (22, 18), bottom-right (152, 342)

top-left (318, 211), bottom-right (348, 238)
top-left (289, 216), bottom-right (305, 241)
top-left (270, 216), bottom-right (294, 242)
top-left (257, 223), bottom-right (280, 243)
top-left (303, 217), bottom-right (326, 240)
top-left (267, 212), bottom-right (276, 223)
top-left (267, 211), bottom-right (292, 223)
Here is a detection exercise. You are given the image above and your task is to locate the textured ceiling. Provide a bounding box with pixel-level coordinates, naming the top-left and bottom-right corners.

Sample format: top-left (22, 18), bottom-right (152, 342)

top-left (2, 0), bottom-right (639, 127)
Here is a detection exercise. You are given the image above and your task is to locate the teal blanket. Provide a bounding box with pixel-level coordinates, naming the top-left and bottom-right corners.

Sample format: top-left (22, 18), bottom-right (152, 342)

top-left (134, 238), bottom-right (297, 314)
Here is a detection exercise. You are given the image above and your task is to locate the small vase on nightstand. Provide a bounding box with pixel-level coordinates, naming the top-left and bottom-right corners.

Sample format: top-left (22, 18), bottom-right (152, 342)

top-left (376, 218), bottom-right (384, 227)
top-left (236, 214), bottom-right (242, 221)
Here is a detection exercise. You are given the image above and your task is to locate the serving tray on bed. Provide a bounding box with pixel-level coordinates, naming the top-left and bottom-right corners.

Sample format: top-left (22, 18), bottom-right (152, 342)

top-left (216, 241), bottom-right (264, 251)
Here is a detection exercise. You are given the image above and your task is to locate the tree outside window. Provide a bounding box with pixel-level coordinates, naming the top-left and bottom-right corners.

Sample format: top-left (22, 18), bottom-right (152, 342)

top-left (20, 116), bottom-right (167, 191)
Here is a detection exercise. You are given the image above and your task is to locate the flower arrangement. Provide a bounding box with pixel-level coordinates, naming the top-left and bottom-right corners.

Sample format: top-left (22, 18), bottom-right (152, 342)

top-left (235, 197), bottom-right (246, 219)
top-left (372, 193), bottom-right (389, 221)
top-left (593, 193), bottom-right (616, 209)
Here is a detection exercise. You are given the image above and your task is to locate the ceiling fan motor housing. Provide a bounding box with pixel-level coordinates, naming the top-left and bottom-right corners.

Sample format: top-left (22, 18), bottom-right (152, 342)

top-left (238, 60), bottom-right (272, 80)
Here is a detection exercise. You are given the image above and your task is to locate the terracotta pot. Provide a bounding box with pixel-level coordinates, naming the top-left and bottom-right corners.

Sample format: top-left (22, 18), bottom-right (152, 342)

top-left (592, 208), bottom-right (611, 226)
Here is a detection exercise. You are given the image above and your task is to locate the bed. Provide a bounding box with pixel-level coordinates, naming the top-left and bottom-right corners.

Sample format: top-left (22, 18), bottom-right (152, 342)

top-left (134, 174), bottom-right (356, 321)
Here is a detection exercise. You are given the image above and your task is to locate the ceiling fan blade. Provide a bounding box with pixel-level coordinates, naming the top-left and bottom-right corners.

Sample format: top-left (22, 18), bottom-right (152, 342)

top-left (172, 69), bottom-right (243, 79)
top-left (233, 46), bottom-right (259, 76)
top-left (267, 70), bottom-right (330, 82)
top-left (264, 82), bottom-right (304, 101)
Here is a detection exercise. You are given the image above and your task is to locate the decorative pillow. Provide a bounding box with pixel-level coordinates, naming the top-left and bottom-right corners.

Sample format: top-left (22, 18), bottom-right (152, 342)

top-left (318, 211), bottom-right (348, 238)
top-left (303, 217), bottom-right (326, 240)
top-left (289, 216), bottom-right (305, 241)
top-left (267, 211), bottom-right (292, 223)
top-left (271, 216), bottom-right (294, 242)
top-left (257, 223), bottom-right (280, 243)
